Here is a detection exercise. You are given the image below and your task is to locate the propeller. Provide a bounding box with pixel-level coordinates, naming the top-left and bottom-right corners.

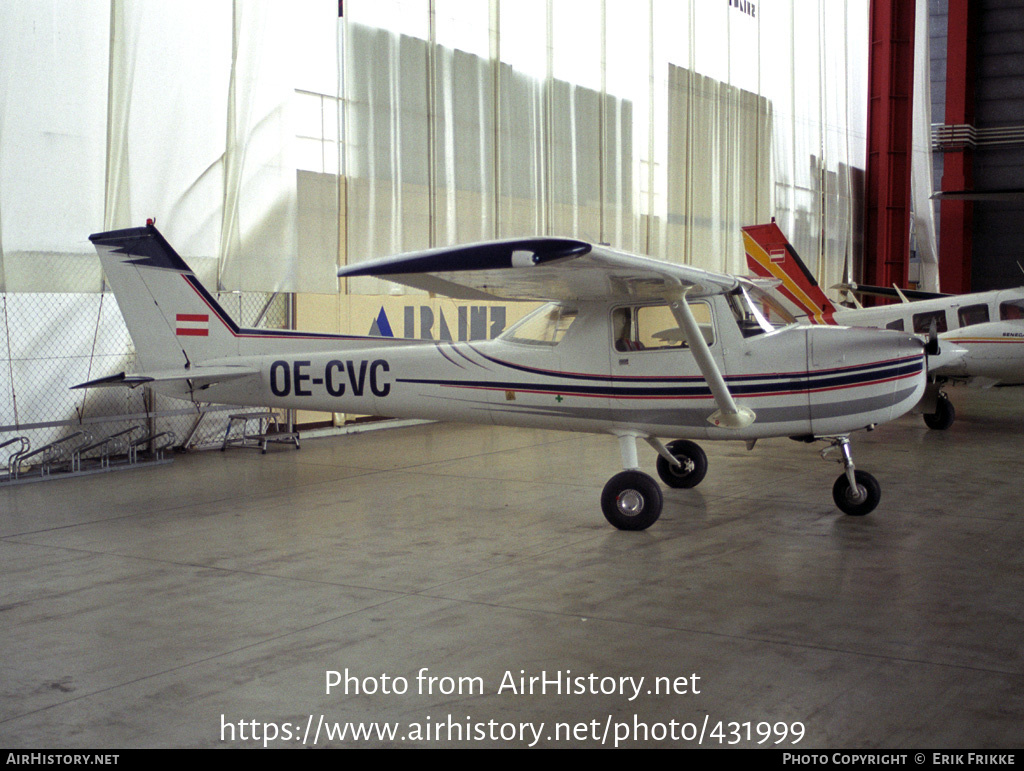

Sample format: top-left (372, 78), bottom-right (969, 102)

top-left (907, 318), bottom-right (941, 357)
top-left (926, 318), bottom-right (940, 357)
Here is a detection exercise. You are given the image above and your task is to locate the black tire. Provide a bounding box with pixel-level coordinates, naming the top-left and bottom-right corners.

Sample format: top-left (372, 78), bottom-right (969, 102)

top-left (655, 439), bottom-right (708, 489)
top-left (832, 470), bottom-right (881, 516)
top-left (923, 394), bottom-right (955, 431)
top-left (601, 471), bottom-right (663, 531)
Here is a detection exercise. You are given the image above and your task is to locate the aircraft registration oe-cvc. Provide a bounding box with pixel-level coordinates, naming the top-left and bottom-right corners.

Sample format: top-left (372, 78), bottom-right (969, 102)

top-left (743, 220), bottom-right (1024, 430)
top-left (78, 223), bottom-right (942, 530)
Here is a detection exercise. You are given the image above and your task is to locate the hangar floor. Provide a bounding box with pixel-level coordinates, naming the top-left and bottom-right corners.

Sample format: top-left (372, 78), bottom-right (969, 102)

top-left (1, 387), bottom-right (1022, 749)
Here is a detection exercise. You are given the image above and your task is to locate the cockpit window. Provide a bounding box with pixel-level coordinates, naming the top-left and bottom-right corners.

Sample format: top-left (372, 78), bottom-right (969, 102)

top-left (728, 284), bottom-right (796, 337)
top-left (913, 309), bottom-right (948, 334)
top-left (1000, 299), bottom-right (1024, 321)
top-left (957, 304), bottom-right (989, 327)
top-left (613, 308), bottom-right (643, 351)
top-left (502, 303), bottom-right (577, 345)
top-left (613, 302), bottom-right (714, 352)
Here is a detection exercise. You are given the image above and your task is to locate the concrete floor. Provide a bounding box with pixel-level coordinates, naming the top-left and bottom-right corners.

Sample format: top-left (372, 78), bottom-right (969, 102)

top-left (1, 387), bottom-right (1022, 749)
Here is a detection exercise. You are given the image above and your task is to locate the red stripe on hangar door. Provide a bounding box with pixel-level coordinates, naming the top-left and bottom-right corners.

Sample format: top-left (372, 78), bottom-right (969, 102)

top-left (176, 313), bottom-right (209, 336)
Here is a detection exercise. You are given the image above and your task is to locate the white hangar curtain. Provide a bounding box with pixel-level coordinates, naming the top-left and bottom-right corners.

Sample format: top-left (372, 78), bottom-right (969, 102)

top-left (0, 2), bottom-right (109, 293)
top-left (342, 0), bottom-right (868, 290)
top-left (0, 0), bottom-right (336, 294)
top-left (0, 0), bottom-right (341, 441)
top-left (759, 0), bottom-right (867, 299)
top-left (0, 0), bottom-right (871, 294)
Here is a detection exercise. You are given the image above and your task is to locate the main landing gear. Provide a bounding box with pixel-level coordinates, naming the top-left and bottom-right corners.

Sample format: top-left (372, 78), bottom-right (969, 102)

top-left (601, 434), bottom-right (709, 531)
top-left (654, 439), bottom-right (708, 489)
top-left (600, 433), bottom-right (882, 530)
top-left (601, 471), bottom-right (663, 531)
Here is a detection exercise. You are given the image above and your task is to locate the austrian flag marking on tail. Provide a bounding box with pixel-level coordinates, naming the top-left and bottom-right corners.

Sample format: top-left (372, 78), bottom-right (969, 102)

top-left (176, 313), bottom-right (209, 337)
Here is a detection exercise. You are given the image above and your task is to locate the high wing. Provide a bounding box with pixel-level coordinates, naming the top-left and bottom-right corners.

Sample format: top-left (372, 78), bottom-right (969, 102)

top-left (338, 238), bottom-right (740, 302)
top-left (340, 237), bottom-right (754, 428)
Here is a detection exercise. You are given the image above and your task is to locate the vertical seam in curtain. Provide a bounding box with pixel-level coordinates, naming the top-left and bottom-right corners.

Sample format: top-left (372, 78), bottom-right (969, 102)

top-left (220, 1), bottom-right (240, 292)
top-left (427, 0), bottom-right (437, 249)
top-left (1, 297), bottom-right (16, 426)
top-left (644, 0), bottom-right (655, 256)
top-left (599, 0), bottom-right (607, 245)
top-left (543, 0), bottom-right (553, 236)
top-left (818, 1), bottom-right (827, 279)
top-left (490, 0), bottom-right (501, 240)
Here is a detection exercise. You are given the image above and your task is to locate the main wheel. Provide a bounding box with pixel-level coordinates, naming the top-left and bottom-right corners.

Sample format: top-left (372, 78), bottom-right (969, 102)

top-left (832, 470), bottom-right (881, 516)
top-left (655, 439), bottom-right (708, 489)
top-left (601, 471), bottom-right (663, 531)
top-left (923, 393), bottom-right (955, 430)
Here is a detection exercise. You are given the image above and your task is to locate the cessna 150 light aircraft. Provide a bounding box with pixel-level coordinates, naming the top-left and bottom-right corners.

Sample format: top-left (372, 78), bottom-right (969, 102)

top-left (744, 220), bottom-right (1024, 430)
top-left (79, 223), bottom-right (938, 530)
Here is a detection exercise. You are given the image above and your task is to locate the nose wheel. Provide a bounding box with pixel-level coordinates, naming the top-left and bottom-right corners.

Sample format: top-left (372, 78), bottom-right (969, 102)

top-left (923, 392), bottom-right (955, 430)
top-left (832, 470), bottom-right (881, 516)
top-left (822, 436), bottom-right (881, 516)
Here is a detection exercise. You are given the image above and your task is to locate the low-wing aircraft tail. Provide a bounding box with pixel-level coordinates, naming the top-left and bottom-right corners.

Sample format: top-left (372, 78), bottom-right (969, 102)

top-left (742, 221), bottom-right (837, 324)
top-left (90, 223), bottom-right (242, 373)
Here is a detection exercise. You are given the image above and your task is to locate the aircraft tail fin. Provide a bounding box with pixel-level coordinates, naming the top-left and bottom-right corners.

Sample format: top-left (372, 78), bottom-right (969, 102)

top-left (90, 223), bottom-right (241, 372)
top-left (742, 222), bottom-right (837, 324)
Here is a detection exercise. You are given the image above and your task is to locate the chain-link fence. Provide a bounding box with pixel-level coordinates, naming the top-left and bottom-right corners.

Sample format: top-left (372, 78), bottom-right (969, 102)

top-left (0, 290), bottom-right (291, 480)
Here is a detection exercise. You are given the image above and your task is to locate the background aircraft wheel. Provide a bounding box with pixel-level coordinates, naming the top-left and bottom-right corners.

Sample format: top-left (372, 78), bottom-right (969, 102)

top-left (923, 394), bottom-right (955, 430)
top-left (655, 439), bottom-right (708, 489)
top-left (601, 471), bottom-right (663, 531)
top-left (832, 470), bottom-right (881, 516)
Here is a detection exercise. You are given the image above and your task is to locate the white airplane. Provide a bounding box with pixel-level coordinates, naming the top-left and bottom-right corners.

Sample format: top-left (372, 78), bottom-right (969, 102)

top-left (77, 222), bottom-right (937, 530)
top-left (743, 220), bottom-right (1024, 430)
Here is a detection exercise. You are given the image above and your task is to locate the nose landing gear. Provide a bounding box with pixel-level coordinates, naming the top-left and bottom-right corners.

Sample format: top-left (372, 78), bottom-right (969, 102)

top-left (923, 391), bottom-right (955, 431)
top-left (822, 435), bottom-right (881, 516)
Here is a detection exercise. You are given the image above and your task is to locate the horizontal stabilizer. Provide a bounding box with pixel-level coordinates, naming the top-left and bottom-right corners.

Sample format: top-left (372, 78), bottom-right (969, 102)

top-left (72, 372), bottom-right (155, 389)
top-left (73, 365), bottom-right (259, 390)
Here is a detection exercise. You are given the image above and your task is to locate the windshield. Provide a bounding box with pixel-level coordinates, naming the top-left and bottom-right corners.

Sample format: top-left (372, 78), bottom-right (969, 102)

top-left (728, 284), bottom-right (797, 337)
top-left (500, 303), bottom-right (578, 345)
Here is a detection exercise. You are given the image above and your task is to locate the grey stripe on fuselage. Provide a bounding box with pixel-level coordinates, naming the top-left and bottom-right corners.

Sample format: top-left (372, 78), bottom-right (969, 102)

top-left (807, 387), bottom-right (920, 420)
top-left (482, 387), bottom-right (920, 427)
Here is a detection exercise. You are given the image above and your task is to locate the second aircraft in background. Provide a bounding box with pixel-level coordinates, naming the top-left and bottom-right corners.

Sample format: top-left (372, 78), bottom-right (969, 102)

top-left (744, 220), bottom-right (1024, 430)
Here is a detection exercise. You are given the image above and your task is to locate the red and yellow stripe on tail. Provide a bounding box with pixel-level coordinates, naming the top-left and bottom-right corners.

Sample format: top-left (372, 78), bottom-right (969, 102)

top-left (742, 222), bottom-right (836, 325)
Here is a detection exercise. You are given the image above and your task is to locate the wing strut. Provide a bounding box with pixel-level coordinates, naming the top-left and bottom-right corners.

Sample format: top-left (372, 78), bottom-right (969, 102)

top-left (664, 282), bottom-right (756, 430)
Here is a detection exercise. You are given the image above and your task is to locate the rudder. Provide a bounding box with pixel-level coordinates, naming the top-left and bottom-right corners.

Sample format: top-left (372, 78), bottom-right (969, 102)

top-left (90, 224), bottom-right (241, 371)
top-left (742, 221), bottom-right (837, 324)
